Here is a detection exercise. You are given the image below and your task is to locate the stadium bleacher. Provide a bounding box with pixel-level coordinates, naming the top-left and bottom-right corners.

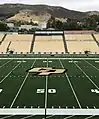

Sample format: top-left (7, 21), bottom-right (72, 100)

top-left (0, 32), bottom-right (99, 54)
top-left (65, 34), bottom-right (99, 53)
top-left (33, 35), bottom-right (65, 53)
top-left (65, 34), bottom-right (94, 41)
top-left (0, 34), bottom-right (33, 53)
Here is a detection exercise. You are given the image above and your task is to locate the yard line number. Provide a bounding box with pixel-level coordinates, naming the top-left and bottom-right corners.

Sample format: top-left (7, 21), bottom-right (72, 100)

top-left (91, 89), bottom-right (99, 94)
top-left (37, 89), bottom-right (56, 94)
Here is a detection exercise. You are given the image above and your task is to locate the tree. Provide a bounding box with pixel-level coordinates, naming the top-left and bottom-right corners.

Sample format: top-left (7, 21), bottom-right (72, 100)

top-left (62, 18), bottom-right (82, 30)
top-left (28, 28), bottom-right (41, 34)
top-left (18, 28), bottom-right (28, 34)
top-left (0, 21), bottom-right (9, 31)
top-left (47, 16), bottom-right (56, 28)
top-left (55, 20), bottom-right (63, 30)
top-left (84, 15), bottom-right (99, 30)
top-left (47, 15), bottom-right (99, 30)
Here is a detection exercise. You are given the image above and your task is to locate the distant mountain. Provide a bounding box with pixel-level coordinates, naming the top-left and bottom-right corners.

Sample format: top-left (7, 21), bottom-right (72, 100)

top-left (0, 4), bottom-right (98, 22)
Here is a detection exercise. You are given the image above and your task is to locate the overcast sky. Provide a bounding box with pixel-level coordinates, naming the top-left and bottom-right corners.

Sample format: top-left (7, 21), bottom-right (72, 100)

top-left (0, 0), bottom-right (99, 12)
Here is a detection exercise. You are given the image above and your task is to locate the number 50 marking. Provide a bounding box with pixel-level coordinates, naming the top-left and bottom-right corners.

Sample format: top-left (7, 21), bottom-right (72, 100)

top-left (37, 89), bottom-right (56, 94)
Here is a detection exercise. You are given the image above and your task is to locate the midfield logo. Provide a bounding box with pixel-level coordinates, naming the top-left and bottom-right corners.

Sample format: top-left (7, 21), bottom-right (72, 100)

top-left (26, 67), bottom-right (67, 76)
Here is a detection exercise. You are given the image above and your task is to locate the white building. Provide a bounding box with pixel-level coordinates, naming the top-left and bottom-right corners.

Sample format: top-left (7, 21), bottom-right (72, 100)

top-left (7, 23), bottom-right (15, 31)
top-left (7, 23), bottom-right (14, 28)
top-left (19, 25), bottom-right (33, 30)
top-left (38, 22), bottom-right (47, 29)
top-left (19, 25), bottom-right (41, 30)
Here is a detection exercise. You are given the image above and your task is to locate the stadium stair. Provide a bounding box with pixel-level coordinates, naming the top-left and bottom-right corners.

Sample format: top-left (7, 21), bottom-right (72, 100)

top-left (91, 33), bottom-right (99, 47)
top-left (62, 32), bottom-right (68, 53)
top-left (0, 34), bottom-right (7, 45)
top-left (6, 41), bottom-right (11, 52)
top-left (30, 34), bottom-right (35, 53)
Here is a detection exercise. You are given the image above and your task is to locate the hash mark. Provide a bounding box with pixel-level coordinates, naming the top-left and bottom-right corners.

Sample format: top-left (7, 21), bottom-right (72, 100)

top-left (3, 106), bottom-right (5, 108)
top-left (87, 106), bottom-right (89, 109)
top-left (52, 106), bottom-right (54, 108)
top-left (94, 106), bottom-right (96, 109)
top-left (59, 106), bottom-right (61, 108)
top-left (73, 106), bottom-right (75, 109)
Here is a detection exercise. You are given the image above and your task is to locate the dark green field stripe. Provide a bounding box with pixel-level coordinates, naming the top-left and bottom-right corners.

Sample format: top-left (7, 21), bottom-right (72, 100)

top-left (0, 60), bottom-right (34, 108)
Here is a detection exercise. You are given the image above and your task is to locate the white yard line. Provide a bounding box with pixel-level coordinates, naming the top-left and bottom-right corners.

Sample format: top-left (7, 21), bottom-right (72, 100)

top-left (0, 108), bottom-right (99, 115)
top-left (20, 115), bottom-right (35, 119)
top-left (84, 60), bottom-right (99, 71)
top-left (0, 62), bottom-right (21, 84)
top-left (47, 108), bottom-right (99, 115)
top-left (84, 115), bottom-right (95, 119)
top-left (59, 59), bottom-right (82, 109)
top-left (42, 115), bottom-right (55, 119)
top-left (45, 58), bottom-right (48, 115)
top-left (0, 59), bottom-right (12, 69)
top-left (45, 76), bottom-right (48, 109)
top-left (0, 115), bottom-right (15, 119)
top-left (0, 108), bottom-right (45, 115)
top-left (10, 59), bottom-right (36, 108)
top-left (73, 61), bottom-right (99, 90)
top-left (64, 115), bottom-right (75, 119)
top-left (0, 58), bottom-right (99, 60)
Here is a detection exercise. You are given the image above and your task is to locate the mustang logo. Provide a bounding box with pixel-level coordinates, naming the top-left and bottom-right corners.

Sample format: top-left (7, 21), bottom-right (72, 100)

top-left (26, 67), bottom-right (67, 76)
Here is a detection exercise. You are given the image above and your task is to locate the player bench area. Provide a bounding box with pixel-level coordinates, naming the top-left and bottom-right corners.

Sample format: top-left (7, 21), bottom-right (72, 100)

top-left (0, 58), bottom-right (99, 115)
